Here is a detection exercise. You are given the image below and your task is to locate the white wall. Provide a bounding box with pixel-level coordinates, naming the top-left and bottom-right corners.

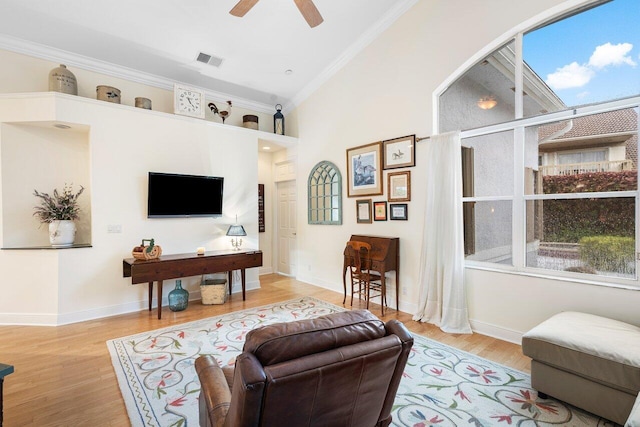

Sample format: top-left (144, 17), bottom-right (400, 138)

top-left (291, 0), bottom-right (640, 342)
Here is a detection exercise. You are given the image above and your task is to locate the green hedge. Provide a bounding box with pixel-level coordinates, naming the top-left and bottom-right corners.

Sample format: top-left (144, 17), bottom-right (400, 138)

top-left (542, 171), bottom-right (636, 242)
top-left (579, 235), bottom-right (635, 273)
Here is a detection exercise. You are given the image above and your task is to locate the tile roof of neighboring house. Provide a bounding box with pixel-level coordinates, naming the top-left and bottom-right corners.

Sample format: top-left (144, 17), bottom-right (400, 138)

top-left (538, 108), bottom-right (638, 141)
top-left (539, 107), bottom-right (638, 168)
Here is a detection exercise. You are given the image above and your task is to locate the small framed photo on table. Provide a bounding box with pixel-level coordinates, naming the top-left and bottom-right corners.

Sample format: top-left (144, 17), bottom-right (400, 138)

top-left (356, 199), bottom-right (372, 223)
top-left (383, 135), bottom-right (415, 169)
top-left (389, 203), bottom-right (408, 220)
top-left (373, 201), bottom-right (387, 221)
top-left (388, 171), bottom-right (411, 202)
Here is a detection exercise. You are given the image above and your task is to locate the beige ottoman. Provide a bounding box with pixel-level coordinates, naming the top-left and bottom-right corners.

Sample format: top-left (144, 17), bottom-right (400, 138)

top-left (522, 312), bottom-right (640, 425)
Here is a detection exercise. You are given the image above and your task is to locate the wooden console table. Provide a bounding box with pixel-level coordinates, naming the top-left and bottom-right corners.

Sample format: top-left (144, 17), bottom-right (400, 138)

top-left (123, 249), bottom-right (263, 319)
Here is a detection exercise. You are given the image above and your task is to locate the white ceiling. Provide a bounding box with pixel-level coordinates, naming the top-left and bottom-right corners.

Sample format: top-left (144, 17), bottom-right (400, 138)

top-left (0, 0), bottom-right (416, 112)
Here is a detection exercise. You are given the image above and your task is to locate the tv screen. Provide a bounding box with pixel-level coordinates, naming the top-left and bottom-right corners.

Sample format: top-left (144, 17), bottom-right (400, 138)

top-left (147, 172), bottom-right (224, 218)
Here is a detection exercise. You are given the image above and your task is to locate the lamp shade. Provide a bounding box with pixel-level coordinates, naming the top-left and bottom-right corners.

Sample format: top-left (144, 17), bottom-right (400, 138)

top-left (226, 224), bottom-right (247, 237)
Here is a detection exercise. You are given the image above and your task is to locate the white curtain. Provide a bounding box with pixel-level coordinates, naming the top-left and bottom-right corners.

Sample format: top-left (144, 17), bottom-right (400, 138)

top-left (412, 131), bottom-right (472, 334)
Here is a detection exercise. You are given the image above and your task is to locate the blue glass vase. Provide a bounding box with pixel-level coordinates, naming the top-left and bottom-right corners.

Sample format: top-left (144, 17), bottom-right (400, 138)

top-left (168, 280), bottom-right (189, 312)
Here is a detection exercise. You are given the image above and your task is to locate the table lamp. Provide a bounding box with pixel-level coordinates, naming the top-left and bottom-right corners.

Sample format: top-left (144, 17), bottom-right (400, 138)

top-left (226, 215), bottom-right (246, 251)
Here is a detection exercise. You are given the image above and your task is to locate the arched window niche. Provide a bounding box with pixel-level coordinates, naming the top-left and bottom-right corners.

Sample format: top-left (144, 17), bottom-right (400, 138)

top-left (308, 161), bottom-right (342, 225)
top-left (437, 0), bottom-right (640, 285)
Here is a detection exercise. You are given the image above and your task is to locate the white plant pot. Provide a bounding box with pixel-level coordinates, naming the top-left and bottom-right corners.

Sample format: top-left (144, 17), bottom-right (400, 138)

top-left (49, 220), bottom-right (76, 247)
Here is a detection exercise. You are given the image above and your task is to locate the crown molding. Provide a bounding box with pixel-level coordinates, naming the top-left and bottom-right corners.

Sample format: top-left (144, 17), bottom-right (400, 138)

top-left (286, 0), bottom-right (419, 110)
top-left (0, 33), bottom-right (276, 114)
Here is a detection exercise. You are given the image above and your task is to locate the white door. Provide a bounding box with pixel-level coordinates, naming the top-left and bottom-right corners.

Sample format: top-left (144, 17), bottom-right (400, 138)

top-left (277, 180), bottom-right (297, 276)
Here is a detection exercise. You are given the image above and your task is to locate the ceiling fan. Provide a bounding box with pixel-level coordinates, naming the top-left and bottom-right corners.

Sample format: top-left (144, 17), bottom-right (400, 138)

top-left (230, 0), bottom-right (324, 28)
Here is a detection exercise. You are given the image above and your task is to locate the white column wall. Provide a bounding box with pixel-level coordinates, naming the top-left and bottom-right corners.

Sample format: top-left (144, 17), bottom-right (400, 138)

top-left (0, 94), bottom-right (261, 324)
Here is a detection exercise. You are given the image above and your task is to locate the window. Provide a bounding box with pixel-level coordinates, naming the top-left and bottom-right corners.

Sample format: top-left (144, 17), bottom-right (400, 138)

top-left (441, 0), bottom-right (640, 284)
top-left (308, 161), bottom-right (342, 225)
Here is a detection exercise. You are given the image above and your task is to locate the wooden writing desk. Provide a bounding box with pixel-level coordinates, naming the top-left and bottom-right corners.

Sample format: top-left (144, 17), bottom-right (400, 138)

top-left (123, 249), bottom-right (263, 319)
top-left (343, 235), bottom-right (399, 310)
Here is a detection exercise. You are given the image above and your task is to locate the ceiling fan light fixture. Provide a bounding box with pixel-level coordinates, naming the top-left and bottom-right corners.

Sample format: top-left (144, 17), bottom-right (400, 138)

top-left (477, 96), bottom-right (498, 110)
top-left (229, 0), bottom-right (323, 28)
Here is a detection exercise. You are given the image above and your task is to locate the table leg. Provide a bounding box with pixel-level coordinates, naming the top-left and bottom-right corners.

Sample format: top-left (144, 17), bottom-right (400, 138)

top-left (395, 275), bottom-right (399, 312)
top-left (380, 275), bottom-right (387, 316)
top-left (342, 260), bottom-right (347, 304)
top-left (228, 271), bottom-right (233, 297)
top-left (1, 377), bottom-right (4, 427)
top-left (241, 268), bottom-right (246, 300)
top-left (148, 282), bottom-right (153, 312)
top-left (157, 280), bottom-right (163, 319)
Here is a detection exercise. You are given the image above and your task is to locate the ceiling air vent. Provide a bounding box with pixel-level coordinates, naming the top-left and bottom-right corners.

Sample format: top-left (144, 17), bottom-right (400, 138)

top-left (196, 52), bottom-right (224, 68)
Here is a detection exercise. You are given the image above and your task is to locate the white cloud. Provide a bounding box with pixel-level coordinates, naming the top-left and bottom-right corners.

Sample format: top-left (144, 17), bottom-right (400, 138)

top-left (546, 62), bottom-right (595, 90)
top-left (588, 42), bottom-right (636, 68)
top-left (576, 91), bottom-right (590, 99)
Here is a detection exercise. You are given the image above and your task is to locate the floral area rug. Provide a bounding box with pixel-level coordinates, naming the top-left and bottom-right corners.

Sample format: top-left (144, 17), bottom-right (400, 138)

top-left (107, 297), bottom-right (616, 427)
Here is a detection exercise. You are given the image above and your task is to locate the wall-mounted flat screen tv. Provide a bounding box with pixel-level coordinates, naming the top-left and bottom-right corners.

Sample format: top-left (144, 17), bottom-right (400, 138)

top-left (147, 172), bottom-right (224, 218)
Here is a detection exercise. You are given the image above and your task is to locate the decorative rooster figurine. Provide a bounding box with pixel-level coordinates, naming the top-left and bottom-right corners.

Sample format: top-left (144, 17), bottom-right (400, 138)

top-left (208, 100), bottom-right (232, 123)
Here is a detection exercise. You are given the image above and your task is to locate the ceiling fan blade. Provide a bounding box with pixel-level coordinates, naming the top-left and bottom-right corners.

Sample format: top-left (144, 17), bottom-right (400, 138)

top-left (230, 0), bottom-right (259, 17)
top-left (293, 0), bottom-right (324, 28)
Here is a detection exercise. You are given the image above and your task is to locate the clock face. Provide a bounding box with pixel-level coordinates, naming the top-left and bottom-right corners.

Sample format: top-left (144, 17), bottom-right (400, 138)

top-left (174, 85), bottom-right (205, 118)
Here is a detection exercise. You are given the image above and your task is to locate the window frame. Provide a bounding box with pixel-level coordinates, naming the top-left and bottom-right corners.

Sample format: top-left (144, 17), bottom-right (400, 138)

top-left (459, 97), bottom-right (640, 287)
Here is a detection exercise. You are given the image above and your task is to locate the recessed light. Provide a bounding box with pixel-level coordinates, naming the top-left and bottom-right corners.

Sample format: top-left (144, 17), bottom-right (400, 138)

top-left (263, 146), bottom-right (271, 150)
top-left (284, 69), bottom-right (293, 75)
top-left (53, 124), bottom-right (71, 129)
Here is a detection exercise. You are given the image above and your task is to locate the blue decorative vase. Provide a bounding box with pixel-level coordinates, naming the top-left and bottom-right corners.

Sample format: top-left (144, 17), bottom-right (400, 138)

top-left (168, 280), bottom-right (189, 312)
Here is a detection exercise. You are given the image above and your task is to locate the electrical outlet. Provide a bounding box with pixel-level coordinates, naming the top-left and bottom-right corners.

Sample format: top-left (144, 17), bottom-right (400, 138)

top-left (401, 286), bottom-right (407, 296)
top-left (107, 224), bottom-right (122, 233)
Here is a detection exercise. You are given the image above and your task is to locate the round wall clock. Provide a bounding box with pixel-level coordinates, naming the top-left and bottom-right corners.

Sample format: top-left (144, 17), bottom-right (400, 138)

top-left (174, 84), bottom-right (205, 118)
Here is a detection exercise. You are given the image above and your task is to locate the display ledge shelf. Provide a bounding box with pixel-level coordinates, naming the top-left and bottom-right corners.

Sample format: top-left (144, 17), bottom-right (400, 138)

top-left (2, 243), bottom-right (92, 250)
top-left (0, 92), bottom-right (298, 147)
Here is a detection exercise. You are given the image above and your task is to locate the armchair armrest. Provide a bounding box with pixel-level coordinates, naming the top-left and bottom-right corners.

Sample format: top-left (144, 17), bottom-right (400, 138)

top-left (195, 356), bottom-right (232, 427)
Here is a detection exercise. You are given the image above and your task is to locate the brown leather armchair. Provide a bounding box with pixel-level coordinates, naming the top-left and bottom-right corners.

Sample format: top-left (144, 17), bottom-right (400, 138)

top-left (195, 309), bottom-right (414, 427)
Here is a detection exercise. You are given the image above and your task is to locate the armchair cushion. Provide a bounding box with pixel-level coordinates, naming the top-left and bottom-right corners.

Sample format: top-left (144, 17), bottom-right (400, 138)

top-left (243, 309), bottom-right (386, 365)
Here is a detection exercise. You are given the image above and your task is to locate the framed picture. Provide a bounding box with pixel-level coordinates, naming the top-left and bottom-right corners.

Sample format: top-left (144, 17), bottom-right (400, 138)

top-left (383, 135), bottom-right (416, 169)
top-left (373, 201), bottom-right (387, 221)
top-left (389, 203), bottom-right (408, 220)
top-left (388, 171), bottom-right (411, 202)
top-left (346, 142), bottom-right (383, 197)
top-left (356, 199), bottom-right (372, 223)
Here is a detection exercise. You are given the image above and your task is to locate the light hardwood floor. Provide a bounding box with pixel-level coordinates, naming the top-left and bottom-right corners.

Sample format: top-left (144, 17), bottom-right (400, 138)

top-left (0, 274), bottom-right (530, 426)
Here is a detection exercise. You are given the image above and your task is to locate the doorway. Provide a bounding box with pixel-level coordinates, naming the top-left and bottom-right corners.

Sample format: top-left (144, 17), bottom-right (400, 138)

top-left (276, 180), bottom-right (297, 276)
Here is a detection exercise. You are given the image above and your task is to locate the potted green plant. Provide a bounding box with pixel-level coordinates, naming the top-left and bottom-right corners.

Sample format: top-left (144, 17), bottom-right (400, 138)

top-left (33, 184), bottom-right (84, 247)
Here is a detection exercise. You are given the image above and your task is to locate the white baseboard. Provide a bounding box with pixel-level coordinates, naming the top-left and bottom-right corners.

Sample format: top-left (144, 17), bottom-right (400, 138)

top-left (0, 279), bottom-right (262, 326)
top-left (469, 318), bottom-right (523, 345)
top-left (259, 267), bottom-right (273, 275)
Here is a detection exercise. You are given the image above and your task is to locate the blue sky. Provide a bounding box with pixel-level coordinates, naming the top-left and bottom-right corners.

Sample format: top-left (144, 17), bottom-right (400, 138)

top-left (523, 0), bottom-right (640, 107)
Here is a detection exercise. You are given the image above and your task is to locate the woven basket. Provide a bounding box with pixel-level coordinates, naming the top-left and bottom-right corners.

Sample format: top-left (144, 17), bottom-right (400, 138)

top-left (201, 279), bottom-right (227, 305)
top-left (132, 245), bottom-right (162, 260)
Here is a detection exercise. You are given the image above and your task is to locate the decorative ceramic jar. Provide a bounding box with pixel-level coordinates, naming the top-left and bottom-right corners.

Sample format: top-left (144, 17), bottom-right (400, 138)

top-left (242, 115), bottom-right (259, 130)
top-left (135, 97), bottom-right (152, 110)
top-left (168, 280), bottom-right (189, 312)
top-left (96, 85), bottom-right (121, 103)
top-left (48, 64), bottom-right (78, 95)
top-left (49, 220), bottom-right (76, 247)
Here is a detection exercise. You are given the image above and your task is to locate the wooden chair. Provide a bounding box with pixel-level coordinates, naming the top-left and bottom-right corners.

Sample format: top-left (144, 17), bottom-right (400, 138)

top-left (345, 241), bottom-right (387, 315)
